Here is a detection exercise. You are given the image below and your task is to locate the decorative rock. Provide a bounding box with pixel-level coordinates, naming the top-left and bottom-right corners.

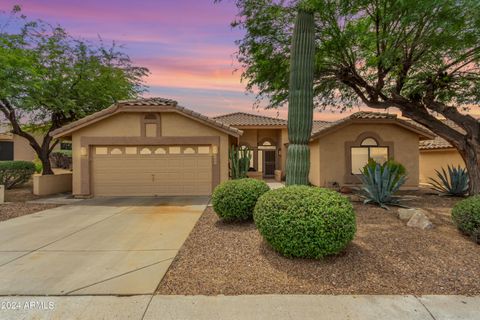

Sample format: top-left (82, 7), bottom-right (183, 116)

top-left (398, 208), bottom-right (430, 221)
top-left (398, 208), bottom-right (416, 221)
top-left (340, 186), bottom-right (353, 194)
top-left (407, 211), bottom-right (434, 230)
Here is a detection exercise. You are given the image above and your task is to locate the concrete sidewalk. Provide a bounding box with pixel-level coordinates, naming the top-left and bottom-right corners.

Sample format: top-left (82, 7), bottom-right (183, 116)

top-left (0, 295), bottom-right (478, 320)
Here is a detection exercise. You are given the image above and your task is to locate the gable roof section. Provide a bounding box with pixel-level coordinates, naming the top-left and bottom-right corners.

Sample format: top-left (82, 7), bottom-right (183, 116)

top-left (213, 112), bottom-right (287, 127)
top-left (51, 97), bottom-right (242, 138)
top-left (310, 111), bottom-right (435, 140)
top-left (413, 119), bottom-right (465, 150)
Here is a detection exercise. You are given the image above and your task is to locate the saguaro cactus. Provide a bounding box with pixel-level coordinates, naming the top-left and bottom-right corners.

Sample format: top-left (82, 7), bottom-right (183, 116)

top-left (286, 9), bottom-right (315, 185)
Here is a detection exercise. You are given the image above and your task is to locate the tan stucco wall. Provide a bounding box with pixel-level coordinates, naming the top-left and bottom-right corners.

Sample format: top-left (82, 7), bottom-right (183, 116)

top-left (314, 123), bottom-right (421, 188)
top-left (308, 140), bottom-right (320, 186)
top-left (280, 129), bottom-right (288, 173)
top-left (419, 149), bottom-right (465, 184)
top-left (33, 172), bottom-right (72, 196)
top-left (238, 129), bottom-right (258, 148)
top-left (0, 133), bottom-right (60, 161)
top-left (12, 135), bottom-right (36, 161)
top-left (71, 112), bottom-right (229, 195)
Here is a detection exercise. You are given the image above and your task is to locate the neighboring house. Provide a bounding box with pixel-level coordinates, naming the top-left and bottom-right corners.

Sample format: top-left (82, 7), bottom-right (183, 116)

top-left (419, 133), bottom-right (466, 185)
top-left (0, 132), bottom-right (37, 161)
top-left (51, 98), bottom-right (442, 198)
top-left (0, 128), bottom-right (65, 162)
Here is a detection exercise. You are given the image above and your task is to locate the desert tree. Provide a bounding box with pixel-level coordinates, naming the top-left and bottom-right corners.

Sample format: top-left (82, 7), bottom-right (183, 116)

top-left (225, 0), bottom-right (480, 194)
top-left (0, 6), bottom-right (149, 174)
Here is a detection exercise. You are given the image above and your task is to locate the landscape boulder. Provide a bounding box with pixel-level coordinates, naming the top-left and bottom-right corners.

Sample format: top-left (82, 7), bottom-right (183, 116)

top-left (406, 210), bottom-right (434, 230)
top-left (398, 208), bottom-right (430, 221)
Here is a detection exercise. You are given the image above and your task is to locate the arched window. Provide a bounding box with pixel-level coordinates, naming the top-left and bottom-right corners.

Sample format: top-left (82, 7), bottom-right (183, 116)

top-left (154, 147), bottom-right (167, 154)
top-left (110, 148), bottom-right (123, 155)
top-left (140, 147), bottom-right (152, 155)
top-left (360, 138), bottom-right (378, 146)
top-left (351, 137), bottom-right (388, 174)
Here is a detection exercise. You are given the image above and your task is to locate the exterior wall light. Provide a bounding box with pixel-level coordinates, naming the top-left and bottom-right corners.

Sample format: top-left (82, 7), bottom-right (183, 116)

top-left (212, 145), bottom-right (218, 165)
top-left (80, 147), bottom-right (88, 157)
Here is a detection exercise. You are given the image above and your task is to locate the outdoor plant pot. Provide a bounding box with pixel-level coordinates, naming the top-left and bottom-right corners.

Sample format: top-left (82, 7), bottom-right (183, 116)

top-left (247, 171), bottom-right (262, 180)
top-left (274, 170), bottom-right (282, 182)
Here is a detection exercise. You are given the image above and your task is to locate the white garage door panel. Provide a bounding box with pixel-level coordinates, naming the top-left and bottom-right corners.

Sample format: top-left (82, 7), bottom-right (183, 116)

top-left (92, 146), bottom-right (212, 196)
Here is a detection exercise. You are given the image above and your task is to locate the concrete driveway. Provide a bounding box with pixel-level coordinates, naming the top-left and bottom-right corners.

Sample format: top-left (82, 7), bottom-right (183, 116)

top-left (0, 196), bottom-right (208, 295)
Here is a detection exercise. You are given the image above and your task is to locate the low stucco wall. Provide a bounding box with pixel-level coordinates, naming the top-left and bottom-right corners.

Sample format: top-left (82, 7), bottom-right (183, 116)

top-left (33, 172), bottom-right (72, 196)
top-left (419, 149), bottom-right (465, 184)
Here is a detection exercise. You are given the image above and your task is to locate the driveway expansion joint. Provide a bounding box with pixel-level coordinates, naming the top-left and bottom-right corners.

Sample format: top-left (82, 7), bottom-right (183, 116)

top-left (414, 295), bottom-right (437, 320)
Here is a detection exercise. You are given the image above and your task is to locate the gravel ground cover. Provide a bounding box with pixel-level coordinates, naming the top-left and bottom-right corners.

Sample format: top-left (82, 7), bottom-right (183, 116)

top-left (158, 191), bottom-right (480, 295)
top-left (0, 183), bottom-right (59, 222)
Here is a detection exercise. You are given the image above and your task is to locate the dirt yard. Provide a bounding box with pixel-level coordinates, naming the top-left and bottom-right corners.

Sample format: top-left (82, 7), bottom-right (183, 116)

top-left (158, 191), bottom-right (480, 295)
top-left (0, 182), bottom-right (59, 222)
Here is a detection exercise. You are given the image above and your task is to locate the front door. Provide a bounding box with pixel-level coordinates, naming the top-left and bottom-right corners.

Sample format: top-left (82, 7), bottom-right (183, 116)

top-left (263, 150), bottom-right (276, 177)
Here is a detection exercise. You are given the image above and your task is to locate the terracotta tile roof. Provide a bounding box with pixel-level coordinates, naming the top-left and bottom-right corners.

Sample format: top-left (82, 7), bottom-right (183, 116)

top-left (310, 111), bottom-right (434, 140)
top-left (411, 119), bottom-right (464, 150)
top-left (51, 98), bottom-right (242, 138)
top-left (349, 111), bottom-right (398, 120)
top-left (119, 97), bottom-right (178, 106)
top-left (419, 135), bottom-right (453, 150)
top-left (311, 120), bottom-right (333, 134)
top-left (213, 112), bottom-right (288, 126)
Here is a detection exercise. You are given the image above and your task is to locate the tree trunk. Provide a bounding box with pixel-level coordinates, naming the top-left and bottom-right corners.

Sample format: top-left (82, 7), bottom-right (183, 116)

top-left (39, 146), bottom-right (54, 175)
top-left (285, 9), bottom-right (315, 186)
top-left (460, 139), bottom-right (480, 195)
top-left (39, 134), bottom-right (55, 175)
top-left (393, 101), bottom-right (480, 195)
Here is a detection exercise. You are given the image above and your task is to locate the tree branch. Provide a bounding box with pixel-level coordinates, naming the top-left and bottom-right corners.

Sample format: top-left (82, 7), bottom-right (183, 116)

top-left (0, 99), bottom-right (42, 154)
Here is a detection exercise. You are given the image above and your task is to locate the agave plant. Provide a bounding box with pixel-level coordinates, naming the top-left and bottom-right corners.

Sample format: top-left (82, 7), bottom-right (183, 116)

top-left (360, 161), bottom-right (407, 209)
top-left (429, 165), bottom-right (469, 196)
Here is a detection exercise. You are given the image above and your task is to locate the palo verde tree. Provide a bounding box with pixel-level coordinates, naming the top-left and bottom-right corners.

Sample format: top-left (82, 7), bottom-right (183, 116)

top-left (285, 8), bottom-right (315, 185)
top-left (0, 6), bottom-right (148, 174)
top-left (225, 0), bottom-right (480, 194)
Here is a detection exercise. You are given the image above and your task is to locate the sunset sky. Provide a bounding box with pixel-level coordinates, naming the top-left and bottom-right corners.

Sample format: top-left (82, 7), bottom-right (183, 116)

top-left (1, 0), bottom-right (366, 120)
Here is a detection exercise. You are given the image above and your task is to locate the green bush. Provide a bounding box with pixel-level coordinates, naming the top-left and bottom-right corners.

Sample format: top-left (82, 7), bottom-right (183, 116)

top-left (212, 178), bottom-right (270, 221)
top-left (254, 186), bottom-right (356, 258)
top-left (452, 196), bottom-right (480, 243)
top-left (0, 161), bottom-right (36, 189)
top-left (50, 151), bottom-right (72, 169)
top-left (33, 156), bottom-right (43, 174)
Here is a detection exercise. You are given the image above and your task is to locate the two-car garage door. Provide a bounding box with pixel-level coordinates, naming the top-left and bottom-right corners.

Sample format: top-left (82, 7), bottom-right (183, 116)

top-left (91, 145), bottom-right (212, 196)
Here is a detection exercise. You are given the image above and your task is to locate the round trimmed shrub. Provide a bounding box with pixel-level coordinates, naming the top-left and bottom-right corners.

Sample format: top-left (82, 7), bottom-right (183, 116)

top-left (452, 195), bottom-right (480, 243)
top-left (0, 161), bottom-right (36, 189)
top-left (212, 178), bottom-right (270, 221)
top-left (254, 186), bottom-right (356, 258)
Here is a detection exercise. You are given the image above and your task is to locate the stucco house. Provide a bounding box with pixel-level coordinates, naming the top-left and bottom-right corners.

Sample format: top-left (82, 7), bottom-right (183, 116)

top-left (418, 122), bottom-right (466, 185)
top-left (0, 129), bottom-right (64, 162)
top-left (51, 97), bottom-right (452, 198)
top-left (214, 111), bottom-right (434, 189)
